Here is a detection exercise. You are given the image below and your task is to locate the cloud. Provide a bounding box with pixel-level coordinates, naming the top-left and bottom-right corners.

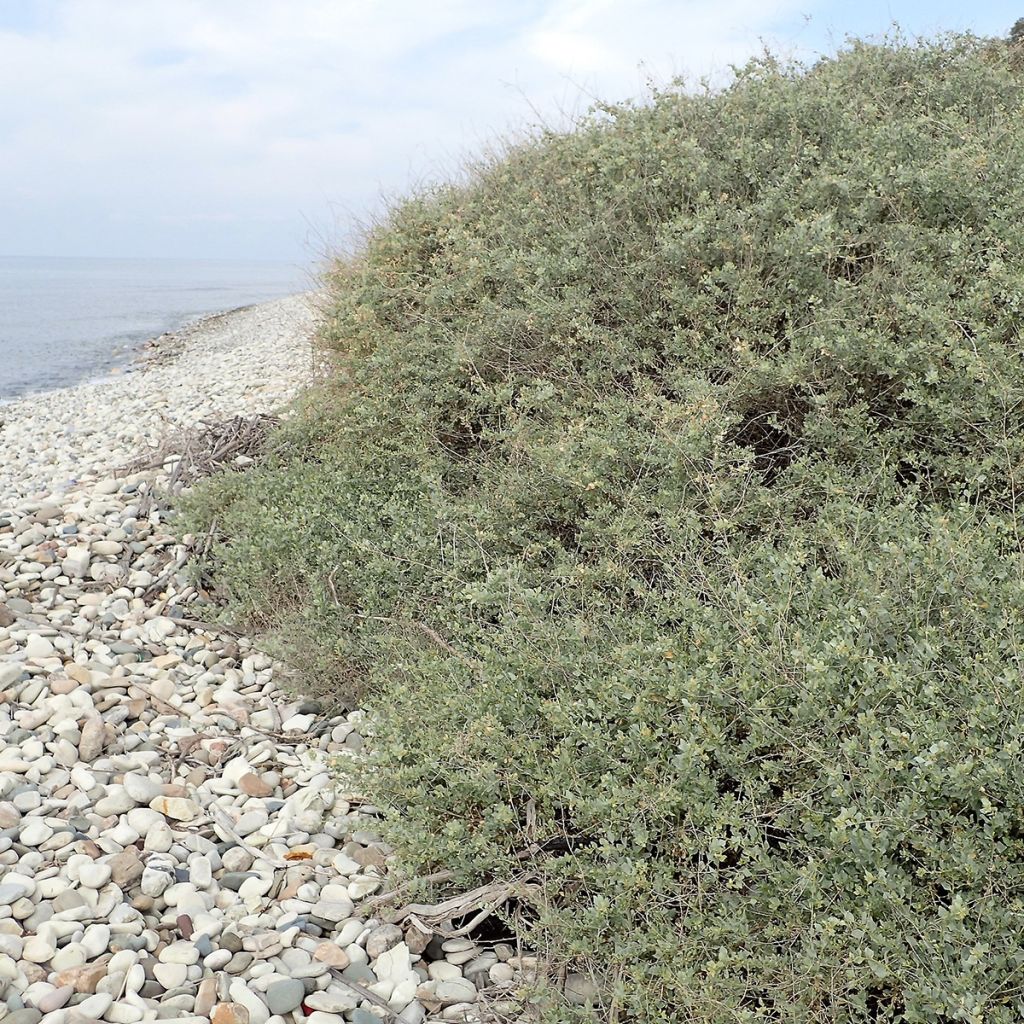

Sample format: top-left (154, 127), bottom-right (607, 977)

top-left (0, 0), bottom-right (812, 259)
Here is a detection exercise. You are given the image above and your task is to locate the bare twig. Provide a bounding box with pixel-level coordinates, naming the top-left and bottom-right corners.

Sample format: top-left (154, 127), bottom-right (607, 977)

top-left (326, 973), bottom-right (398, 1019)
top-left (263, 694), bottom-right (284, 732)
top-left (355, 613), bottom-right (482, 670)
top-left (119, 414), bottom-right (279, 490)
top-left (367, 848), bottom-right (537, 912)
top-left (205, 803), bottom-right (288, 869)
top-left (142, 550), bottom-right (190, 600)
top-left (383, 879), bottom-right (528, 933)
top-left (169, 616), bottom-right (246, 637)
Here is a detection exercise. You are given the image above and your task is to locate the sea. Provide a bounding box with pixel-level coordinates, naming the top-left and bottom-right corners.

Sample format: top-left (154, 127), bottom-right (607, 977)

top-left (0, 256), bottom-right (311, 402)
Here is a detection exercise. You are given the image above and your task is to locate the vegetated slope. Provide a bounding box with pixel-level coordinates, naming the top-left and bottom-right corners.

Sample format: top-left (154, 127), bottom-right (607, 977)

top-left (185, 35), bottom-right (1024, 1023)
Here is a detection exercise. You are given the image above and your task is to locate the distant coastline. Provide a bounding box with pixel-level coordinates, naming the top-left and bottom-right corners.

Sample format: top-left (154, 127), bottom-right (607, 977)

top-left (0, 293), bottom-right (313, 501)
top-left (0, 303), bottom-right (262, 409)
top-left (0, 256), bottom-right (309, 402)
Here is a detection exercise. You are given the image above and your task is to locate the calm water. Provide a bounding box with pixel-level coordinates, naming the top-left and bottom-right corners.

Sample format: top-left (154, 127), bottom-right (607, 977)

top-left (0, 256), bottom-right (310, 401)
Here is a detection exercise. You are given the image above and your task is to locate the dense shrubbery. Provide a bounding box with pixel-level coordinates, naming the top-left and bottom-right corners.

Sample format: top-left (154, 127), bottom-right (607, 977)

top-left (185, 35), bottom-right (1024, 1022)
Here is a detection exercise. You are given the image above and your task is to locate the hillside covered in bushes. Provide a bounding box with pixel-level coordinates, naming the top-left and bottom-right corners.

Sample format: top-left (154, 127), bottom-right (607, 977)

top-left (185, 34), bottom-right (1024, 1022)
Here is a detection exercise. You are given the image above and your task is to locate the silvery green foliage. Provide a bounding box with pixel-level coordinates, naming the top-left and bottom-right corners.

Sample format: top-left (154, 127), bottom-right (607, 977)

top-left (186, 34), bottom-right (1024, 1022)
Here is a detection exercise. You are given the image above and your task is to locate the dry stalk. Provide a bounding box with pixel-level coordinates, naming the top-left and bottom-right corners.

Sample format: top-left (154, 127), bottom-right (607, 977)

top-left (120, 413), bottom-right (280, 492)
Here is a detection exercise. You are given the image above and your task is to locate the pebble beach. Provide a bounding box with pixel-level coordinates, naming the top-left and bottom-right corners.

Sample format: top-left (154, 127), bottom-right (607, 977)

top-left (0, 297), bottom-right (524, 1024)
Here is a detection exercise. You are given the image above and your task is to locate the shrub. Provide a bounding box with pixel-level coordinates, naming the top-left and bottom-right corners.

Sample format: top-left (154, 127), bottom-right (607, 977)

top-left (184, 34), bottom-right (1024, 1022)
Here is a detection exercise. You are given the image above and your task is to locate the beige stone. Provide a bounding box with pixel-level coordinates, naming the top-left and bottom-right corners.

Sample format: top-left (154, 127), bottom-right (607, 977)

top-left (149, 795), bottom-right (199, 821)
top-left (238, 772), bottom-right (273, 798)
top-left (312, 941), bottom-right (350, 970)
top-left (55, 960), bottom-right (109, 994)
top-left (212, 1002), bottom-right (251, 1024)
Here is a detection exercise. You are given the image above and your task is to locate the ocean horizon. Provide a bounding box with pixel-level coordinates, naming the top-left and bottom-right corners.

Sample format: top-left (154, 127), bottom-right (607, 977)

top-left (0, 255), bottom-right (311, 402)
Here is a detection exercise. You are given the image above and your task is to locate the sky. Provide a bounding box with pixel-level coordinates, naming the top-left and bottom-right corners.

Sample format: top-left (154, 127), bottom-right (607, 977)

top-left (0, 0), bottom-right (1019, 264)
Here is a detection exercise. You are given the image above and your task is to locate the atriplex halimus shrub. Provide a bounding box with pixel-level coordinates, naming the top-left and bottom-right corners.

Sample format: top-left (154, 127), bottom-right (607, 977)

top-left (185, 35), bottom-right (1024, 1023)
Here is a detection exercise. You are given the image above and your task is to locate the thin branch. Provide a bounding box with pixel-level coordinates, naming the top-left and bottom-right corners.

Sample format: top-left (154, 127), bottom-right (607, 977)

top-left (356, 613), bottom-right (482, 670)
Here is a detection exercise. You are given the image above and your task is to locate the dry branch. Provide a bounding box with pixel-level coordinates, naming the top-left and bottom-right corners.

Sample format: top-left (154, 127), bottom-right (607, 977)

top-left (120, 413), bottom-right (279, 491)
top-left (381, 878), bottom-right (536, 938)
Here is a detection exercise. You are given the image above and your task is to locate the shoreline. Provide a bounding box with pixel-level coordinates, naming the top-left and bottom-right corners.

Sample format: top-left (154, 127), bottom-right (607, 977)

top-left (0, 292), bottom-right (461, 1024)
top-left (132, 303), bottom-right (258, 373)
top-left (0, 294), bottom-right (316, 504)
top-left (0, 301), bottom-right (271, 411)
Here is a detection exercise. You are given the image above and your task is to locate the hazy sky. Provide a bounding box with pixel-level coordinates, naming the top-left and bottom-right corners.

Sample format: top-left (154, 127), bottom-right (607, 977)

top-left (1, 1), bottom-right (1019, 263)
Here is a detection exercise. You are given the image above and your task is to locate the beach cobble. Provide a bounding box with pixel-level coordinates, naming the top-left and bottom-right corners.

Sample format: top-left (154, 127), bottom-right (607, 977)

top-left (0, 298), bottom-right (519, 1023)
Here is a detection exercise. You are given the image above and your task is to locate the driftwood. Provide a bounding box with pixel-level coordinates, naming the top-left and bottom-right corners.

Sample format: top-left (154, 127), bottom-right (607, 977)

top-left (367, 847), bottom-right (541, 940)
top-left (367, 847), bottom-right (538, 913)
top-left (381, 879), bottom-right (529, 935)
top-left (120, 413), bottom-right (279, 491)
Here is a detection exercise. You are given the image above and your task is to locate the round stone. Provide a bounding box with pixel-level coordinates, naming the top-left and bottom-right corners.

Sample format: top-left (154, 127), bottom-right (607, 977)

top-left (81, 925), bottom-right (111, 959)
top-left (264, 977), bottom-right (306, 1015)
top-left (35, 985), bottom-right (73, 1013)
top-left (428, 961), bottom-right (463, 982)
top-left (123, 773), bottom-right (163, 803)
top-left (3, 1010), bottom-right (44, 1024)
top-left (51, 944), bottom-right (87, 972)
top-left (365, 923), bottom-right (404, 959)
top-left (20, 819), bottom-right (54, 845)
top-left (0, 875), bottom-right (35, 903)
top-left (22, 935), bottom-right (57, 963)
top-left (149, 795), bottom-right (199, 821)
top-left (24, 635), bottom-right (55, 659)
top-left (159, 941), bottom-right (200, 965)
top-left (79, 862), bottom-right (113, 889)
top-left (94, 787), bottom-right (136, 816)
top-left (153, 962), bottom-right (188, 990)
top-left (78, 992), bottom-right (115, 1018)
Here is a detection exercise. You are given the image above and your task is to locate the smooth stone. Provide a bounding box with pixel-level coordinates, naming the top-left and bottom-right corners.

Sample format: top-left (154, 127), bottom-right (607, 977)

top-left (51, 945), bottom-right (87, 972)
top-left (77, 992), bottom-right (115, 1018)
top-left (24, 635), bottom-right (55, 659)
top-left (79, 862), bottom-right (113, 889)
top-left (224, 952), bottom-right (254, 974)
top-left (195, 977), bottom-right (218, 1016)
top-left (428, 961), bottom-right (463, 982)
top-left (153, 962), bottom-right (189, 989)
top-left (432, 979), bottom-right (478, 1005)
top-left (20, 820), bottom-right (54, 846)
top-left (150, 796), bottom-right (199, 821)
top-left (36, 986), bottom-right (73, 1013)
top-left (4, 1010), bottom-right (44, 1024)
top-left (304, 991), bottom-right (359, 1013)
top-left (365, 924), bottom-right (403, 960)
top-left (22, 935), bottom-right (57, 962)
top-left (313, 942), bottom-right (350, 969)
top-left (264, 978), bottom-right (305, 1015)
top-left (489, 962), bottom-right (515, 984)
top-left (123, 774), bottom-right (163, 803)
top-left (0, 875), bottom-right (35, 903)
top-left (311, 899), bottom-right (353, 922)
top-left (352, 1012), bottom-right (382, 1024)
top-left (374, 943), bottom-right (412, 986)
top-left (228, 978), bottom-right (272, 1024)
top-left (160, 941), bottom-right (200, 965)
top-left (81, 924), bottom-right (111, 959)
top-left (141, 863), bottom-right (173, 897)
top-left (109, 848), bottom-right (144, 887)
top-left (211, 1004), bottom-right (249, 1024)
top-left (95, 787), bottom-right (136, 816)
